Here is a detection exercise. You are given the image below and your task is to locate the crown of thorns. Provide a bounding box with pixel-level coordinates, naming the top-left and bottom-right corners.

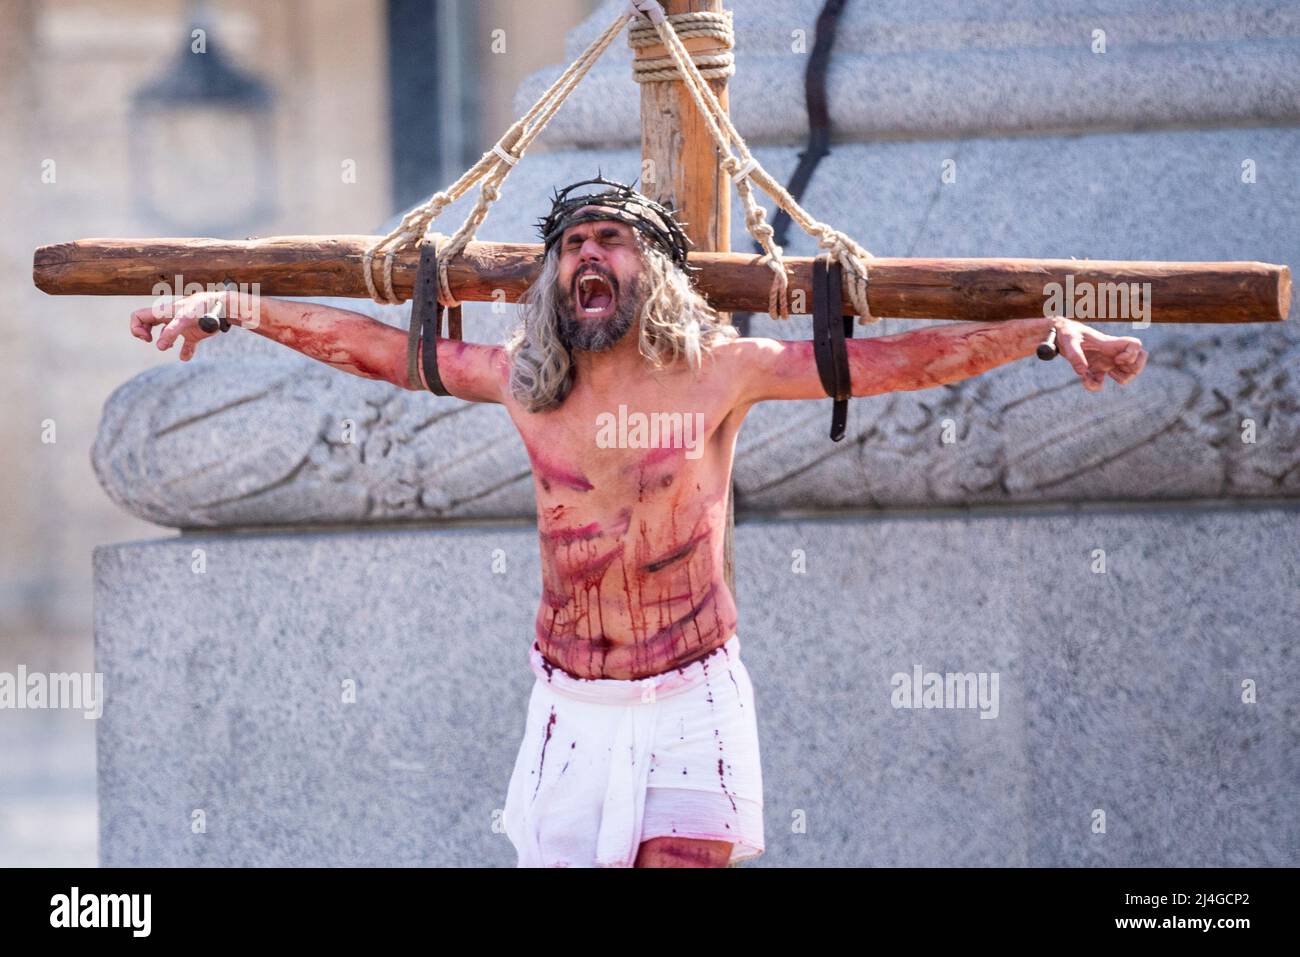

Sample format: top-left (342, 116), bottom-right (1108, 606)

top-left (537, 175), bottom-right (694, 270)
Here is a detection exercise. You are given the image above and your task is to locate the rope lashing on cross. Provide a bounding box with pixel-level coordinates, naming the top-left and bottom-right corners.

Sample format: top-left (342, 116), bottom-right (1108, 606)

top-left (360, 0), bottom-right (879, 328)
top-left (628, 6), bottom-right (791, 319)
top-left (362, 9), bottom-right (635, 307)
top-left (628, 10), bottom-right (735, 83)
top-left (627, 0), bottom-right (877, 324)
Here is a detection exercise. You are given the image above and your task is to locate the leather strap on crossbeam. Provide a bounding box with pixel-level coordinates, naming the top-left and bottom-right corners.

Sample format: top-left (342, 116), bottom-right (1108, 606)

top-left (407, 239), bottom-right (462, 396)
top-left (811, 255), bottom-right (853, 441)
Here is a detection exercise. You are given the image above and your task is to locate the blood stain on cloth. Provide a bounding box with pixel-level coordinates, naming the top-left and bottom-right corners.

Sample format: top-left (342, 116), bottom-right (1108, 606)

top-left (720, 647), bottom-right (742, 704)
top-left (532, 706), bottom-right (557, 798)
top-left (714, 729), bottom-right (738, 812)
top-left (559, 741), bottom-right (576, 776)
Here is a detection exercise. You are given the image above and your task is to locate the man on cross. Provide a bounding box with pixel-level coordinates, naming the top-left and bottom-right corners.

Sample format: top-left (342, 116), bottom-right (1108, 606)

top-left (129, 177), bottom-right (1149, 868)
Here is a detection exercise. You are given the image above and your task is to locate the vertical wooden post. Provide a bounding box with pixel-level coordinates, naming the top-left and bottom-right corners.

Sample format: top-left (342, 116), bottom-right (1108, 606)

top-left (637, 0), bottom-right (731, 254)
top-left (635, 0), bottom-right (738, 598)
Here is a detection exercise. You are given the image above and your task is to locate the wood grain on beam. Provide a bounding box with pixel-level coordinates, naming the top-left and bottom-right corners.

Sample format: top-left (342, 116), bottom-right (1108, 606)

top-left (33, 236), bottom-right (1291, 323)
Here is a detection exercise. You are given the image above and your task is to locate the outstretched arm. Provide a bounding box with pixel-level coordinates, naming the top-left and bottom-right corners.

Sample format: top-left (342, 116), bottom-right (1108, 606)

top-left (728, 316), bottom-right (1148, 405)
top-left (129, 290), bottom-right (506, 404)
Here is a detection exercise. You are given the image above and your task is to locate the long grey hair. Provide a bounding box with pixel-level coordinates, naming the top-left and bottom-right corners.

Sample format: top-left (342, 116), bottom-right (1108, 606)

top-left (504, 237), bottom-right (738, 412)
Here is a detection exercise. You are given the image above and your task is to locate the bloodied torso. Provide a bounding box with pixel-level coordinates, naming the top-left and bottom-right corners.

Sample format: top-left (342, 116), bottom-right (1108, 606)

top-left (499, 353), bottom-right (746, 681)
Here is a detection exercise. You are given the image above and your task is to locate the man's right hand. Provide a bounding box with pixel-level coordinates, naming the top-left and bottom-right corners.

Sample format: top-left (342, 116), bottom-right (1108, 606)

top-left (130, 290), bottom-right (253, 362)
top-left (129, 290), bottom-right (505, 401)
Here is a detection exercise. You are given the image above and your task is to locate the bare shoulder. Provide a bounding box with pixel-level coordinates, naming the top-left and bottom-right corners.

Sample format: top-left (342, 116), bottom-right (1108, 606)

top-left (710, 335), bottom-right (814, 365)
top-left (705, 335), bottom-right (822, 405)
top-left (705, 335), bottom-right (796, 378)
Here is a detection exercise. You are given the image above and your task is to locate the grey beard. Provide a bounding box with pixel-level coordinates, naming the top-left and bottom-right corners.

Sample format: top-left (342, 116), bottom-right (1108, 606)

top-left (557, 276), bottom-right (641, 352)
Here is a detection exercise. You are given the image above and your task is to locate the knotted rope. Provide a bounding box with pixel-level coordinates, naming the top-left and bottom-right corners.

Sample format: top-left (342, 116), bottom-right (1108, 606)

top-left (362, 0), bottom-right (878, 325)
top-left (628, 0), bottom-right (877, 323)
top-left (362, 9), bottom-right (637, 306)
top-left (628, 10), bottom-right (735, 83)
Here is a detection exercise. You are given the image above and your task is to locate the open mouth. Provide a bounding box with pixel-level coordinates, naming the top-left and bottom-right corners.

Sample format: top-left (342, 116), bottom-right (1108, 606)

top-left (575, 268), bottom-right (617, 318)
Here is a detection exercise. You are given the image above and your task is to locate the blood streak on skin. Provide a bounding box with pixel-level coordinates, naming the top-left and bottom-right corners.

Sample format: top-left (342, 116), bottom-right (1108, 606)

top-left (641, 590), bottom-right (695, 607)
top-left (537, 510), bottom-right (630, 677)
top-left (642, 528), bottom-right (708, 574)
top-left (631, 453), bottom-right (681, 500)
top-left (573, 545), bottom-right (621, 673)
top-left (537, 453), bottom-right (731, 678)
top-left (628, 520), bottom-right (654, 675)
top-left (682, 552), bottom-right (707, 652)
top-left (533, 706), bottom-right (557, 798)
top-left (626, 444), bottom-right (684, 472)
top-left (661, 496), bottom-right (697, 658)
top-left (522, 440), bottom-right (594, 494)
top-left (541, 522), bottom-right (603, 545)
top-left (616, 550), bottom-right (642, 674)
top-left (589, 548), bottom-right (612, 664)
top-left (609, 507), bottom-right (633, 537)
top-left (277, 325), bottom-right (394, 381)
top-left (636, 581), bottom-right (718, 675)
top-left (541, 540), bottom-right (625, 676)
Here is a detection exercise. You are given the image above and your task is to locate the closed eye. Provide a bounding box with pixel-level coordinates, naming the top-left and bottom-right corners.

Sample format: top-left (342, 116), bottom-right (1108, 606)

top-left (564, 227), bottom-right (627, 248)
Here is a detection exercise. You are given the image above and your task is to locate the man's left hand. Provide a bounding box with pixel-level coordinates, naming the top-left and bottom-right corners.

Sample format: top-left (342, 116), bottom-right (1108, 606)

top-left (1052, 318), bottom-right (1149, 393)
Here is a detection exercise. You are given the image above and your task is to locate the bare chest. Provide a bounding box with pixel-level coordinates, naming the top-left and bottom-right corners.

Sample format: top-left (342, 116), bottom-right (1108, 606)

top-left (508, 378), bottom-right (738, 504)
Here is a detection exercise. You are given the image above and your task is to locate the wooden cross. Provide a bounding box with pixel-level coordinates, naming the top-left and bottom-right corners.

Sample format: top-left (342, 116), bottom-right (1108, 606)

top-left (29, 0), bottom-right (1294, 596)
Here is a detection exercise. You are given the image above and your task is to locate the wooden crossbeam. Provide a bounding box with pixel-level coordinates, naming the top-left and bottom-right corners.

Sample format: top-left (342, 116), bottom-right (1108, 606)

top-left (33, 236), bottom-right (1291, 324)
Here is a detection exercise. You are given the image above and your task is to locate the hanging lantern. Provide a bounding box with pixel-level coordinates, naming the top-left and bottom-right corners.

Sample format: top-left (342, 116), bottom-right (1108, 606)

top-left (128, 1), bottom-right (276, 235)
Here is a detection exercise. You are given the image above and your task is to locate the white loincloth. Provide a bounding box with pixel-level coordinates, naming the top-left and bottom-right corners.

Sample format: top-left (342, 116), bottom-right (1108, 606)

top-left (502, 633), bottom-right (765, 867)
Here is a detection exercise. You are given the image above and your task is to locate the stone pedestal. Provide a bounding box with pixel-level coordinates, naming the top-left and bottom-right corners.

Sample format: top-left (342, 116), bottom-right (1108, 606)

top-left (96, 507), bottom-right (1297, 866)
